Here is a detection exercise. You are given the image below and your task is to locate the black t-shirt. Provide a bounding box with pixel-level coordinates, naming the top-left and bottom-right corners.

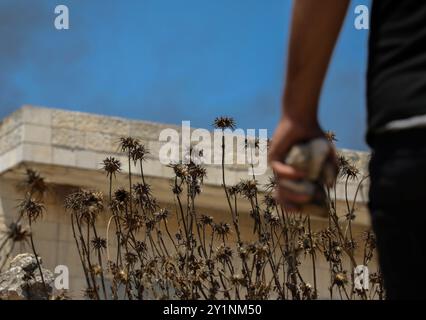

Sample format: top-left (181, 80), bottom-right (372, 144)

top-left (367, 0), bottom-right (426, 146)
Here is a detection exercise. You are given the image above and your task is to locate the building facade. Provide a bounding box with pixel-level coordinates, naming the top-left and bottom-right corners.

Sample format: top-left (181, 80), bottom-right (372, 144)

top-left (0, 106), bottom-right (374, 299)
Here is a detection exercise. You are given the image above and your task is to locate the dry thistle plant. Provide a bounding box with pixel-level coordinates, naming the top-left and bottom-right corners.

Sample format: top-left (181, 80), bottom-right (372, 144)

top-left (0, 120), bottom-right (384, 300)
top-left (0, 169), bottom-right (49, 297)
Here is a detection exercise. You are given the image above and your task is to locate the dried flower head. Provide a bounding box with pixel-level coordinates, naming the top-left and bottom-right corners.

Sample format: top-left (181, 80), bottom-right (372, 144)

top-left (168, 163), bottom-right (189, 179)
top-left (231, 274), bottom-right (245, 286)
top-left (125, 252), bottom-right (138, 265)
top-left (117, 269), bottom-right (128, 283)
top-left (215, 244), bottom-right (233, 262)
top-left (237, 179), bottom-right (258, 199)
top-left (213, 222), bottom-right (231, 239)
top-left (133, 183), bottom-right (152, 198)
top-left (52, 291), bottom-right (71, 300)
top-left (133, 182), bottom-right (158, 211)
top-left (325, 131), bottom-right (337, 143)
top-left (119, 137), bottom-right (139, 153)
top-left (263, 193), bottom-right (277, 208)
top-left (91, 236), bottom-right (107, 251)
top-left (65, 190), bottom-right (104, 222)
top-left (200, 214), bottom-right (214, 226)
top-left (102, 157), bottom-right (121, 178)
top-left (20, 169), bottom-right (47, 197)
top-left (187, 163), bottom-right (207, 181)
top-left (134, 241), bottom-right (147, 254)
top-left (124, 214), bottom-right (144, 232)
top-left (143, 197), bottom-right (159, 213)
top-left (334, 272), bottom-right (348, 287)
top-left (298, 234), bottom-right (316, 255)
top-left (346, 241), bottom-right (358, 255)
top-left (213, 116), bottom-right (236, 130)
top-left (255, 243), bottom-right (269, 258)
top-left (172, 184), bottom-right (183, 195)
top-left (91, 264), bottom-right (103, 276)
top-left (264, 210), bottom-right (280, 227)
top-left (227, 185), bottom-right (241, 197)
top-left (238, 244), bottom-right (250, 259)
top-left (300, 283), bottom-right (315, 299)
top-left (145, 217), bottom-right (157, 232)
top-left (113, 188), bottom-right (130, 204)
top-left (154, 208), bottom-right (170, 221)
top-left (337, 154), bottom-right (359, 180)
top-left (131, 144), bottom-right (149, 163)
top-left (362, 230), bottom-right (377, 249)
top-left (83, 287), bottom-right (98, 300)
top-left (19, 197), bottom-right (44, 223)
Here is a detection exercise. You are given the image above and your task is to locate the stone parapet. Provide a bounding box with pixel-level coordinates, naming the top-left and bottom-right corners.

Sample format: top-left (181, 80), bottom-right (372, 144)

top-left (0, 105), bottom-right (370, 203)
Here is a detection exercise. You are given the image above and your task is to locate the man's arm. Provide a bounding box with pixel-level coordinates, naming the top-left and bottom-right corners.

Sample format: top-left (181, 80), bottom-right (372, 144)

top-left (268, 0), bottom-right (349, 206)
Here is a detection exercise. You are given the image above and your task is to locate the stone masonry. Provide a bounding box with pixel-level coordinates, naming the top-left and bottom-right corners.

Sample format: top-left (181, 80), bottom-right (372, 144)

top-left (0, 105), bottom-right (373, 298)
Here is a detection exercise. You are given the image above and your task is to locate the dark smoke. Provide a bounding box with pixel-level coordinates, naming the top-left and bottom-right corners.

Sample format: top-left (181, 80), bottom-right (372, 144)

top-left (0, 1), bottom-right (50, 116)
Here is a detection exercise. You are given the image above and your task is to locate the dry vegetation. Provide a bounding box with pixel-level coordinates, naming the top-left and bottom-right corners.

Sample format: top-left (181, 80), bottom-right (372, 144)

top-left (0, 117), bottom-right (384, 300)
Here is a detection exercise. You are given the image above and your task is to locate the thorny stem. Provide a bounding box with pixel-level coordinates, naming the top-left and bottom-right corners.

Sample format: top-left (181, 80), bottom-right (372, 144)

top-left (92, 223), bottom-right (108, 299)
top-left (307, 215), bottom-right (318, 298)
top-left (28, 219), bottom-right (48, 298)
top-left (71, 214), bottom-right (92, 290)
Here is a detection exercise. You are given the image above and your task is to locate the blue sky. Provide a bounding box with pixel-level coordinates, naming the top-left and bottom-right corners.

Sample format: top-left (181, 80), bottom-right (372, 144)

top-left (0, 0), bottom-right (370, 151)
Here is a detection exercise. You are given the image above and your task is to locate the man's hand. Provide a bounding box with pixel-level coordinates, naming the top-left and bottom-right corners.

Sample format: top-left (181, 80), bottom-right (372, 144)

top-left (268, 117), bottom-right (327, 208)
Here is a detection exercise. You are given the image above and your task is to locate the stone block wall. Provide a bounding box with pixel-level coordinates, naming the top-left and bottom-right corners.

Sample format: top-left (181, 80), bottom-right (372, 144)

top-left (0, 105), bottom-right (374, 298)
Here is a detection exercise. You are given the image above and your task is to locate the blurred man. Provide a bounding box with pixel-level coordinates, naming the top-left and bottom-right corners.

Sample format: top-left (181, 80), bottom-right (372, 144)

top-left (269, 0), bottom-right (426, 300)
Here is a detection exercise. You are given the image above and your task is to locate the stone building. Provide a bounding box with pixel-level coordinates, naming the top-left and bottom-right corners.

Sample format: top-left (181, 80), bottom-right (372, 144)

top-left (0, 105), bottom-right (374, 299)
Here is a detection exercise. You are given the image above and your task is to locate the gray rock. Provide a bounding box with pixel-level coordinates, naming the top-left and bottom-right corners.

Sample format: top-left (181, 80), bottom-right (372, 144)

top-left (0, 253), bottom-right (54, 300)
top-left (283, 138), bottom-right (337, 216)
top-left (285, 138), bottom-right (334, 183)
